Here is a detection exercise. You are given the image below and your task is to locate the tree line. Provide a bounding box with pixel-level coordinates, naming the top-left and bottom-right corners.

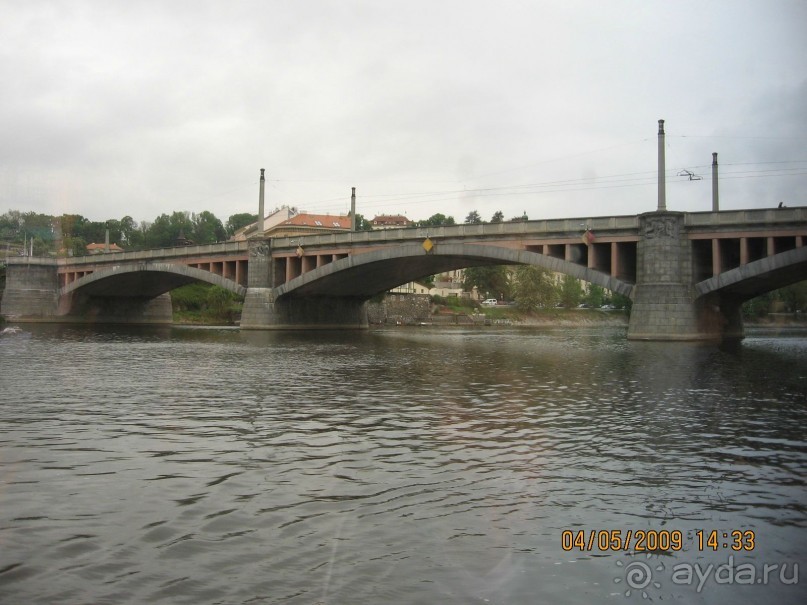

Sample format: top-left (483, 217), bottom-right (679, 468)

top-left (457, 265), bottom-right (631, 312)
top-left (458, 263), bottom-right (806, 316)
top-left (0, 205), bottom-right (527, 258)
top-left (0, 209), bottom-right (258, 256)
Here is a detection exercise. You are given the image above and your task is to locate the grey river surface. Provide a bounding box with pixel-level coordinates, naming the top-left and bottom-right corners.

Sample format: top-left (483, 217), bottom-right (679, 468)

top-left (1, 324), bottom-right (806, 604)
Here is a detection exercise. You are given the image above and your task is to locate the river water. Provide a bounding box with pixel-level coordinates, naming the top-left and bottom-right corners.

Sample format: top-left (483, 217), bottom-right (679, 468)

top-left (0, 324), bottom-right (805, 604)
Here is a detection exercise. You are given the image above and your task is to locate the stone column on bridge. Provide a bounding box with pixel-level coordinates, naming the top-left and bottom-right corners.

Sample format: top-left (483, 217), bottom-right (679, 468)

top-left (240, 239), bottom-right (277, 329)
top-left (628, 212), bottom-right (694, 339)
top-left (628, 212), bottom-right (722, 340)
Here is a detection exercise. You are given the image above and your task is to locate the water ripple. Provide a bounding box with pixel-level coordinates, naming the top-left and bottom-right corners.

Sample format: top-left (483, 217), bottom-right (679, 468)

top-left (1, 325), bottom-right (805, 603)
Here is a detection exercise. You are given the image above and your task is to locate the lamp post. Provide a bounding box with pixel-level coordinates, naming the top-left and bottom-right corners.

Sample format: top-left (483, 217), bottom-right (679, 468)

top-left (657, 119), bottom-right (666, 211)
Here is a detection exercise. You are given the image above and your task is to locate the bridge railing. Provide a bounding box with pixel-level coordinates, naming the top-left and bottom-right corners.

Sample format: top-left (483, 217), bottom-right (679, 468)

top-left (270, 214), bottom-right (641, 250)
top-left (48, 240), bottom-right (251, 267)
top-left (686, 207), bottom-right (805, 227)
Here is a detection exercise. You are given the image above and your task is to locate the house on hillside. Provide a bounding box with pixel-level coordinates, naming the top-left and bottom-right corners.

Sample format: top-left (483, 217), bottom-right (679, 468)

top-left (371, 214), bottom-right (412, 229)
top-left (231, 208), bottom-right (352, 239)
top-left (390, 281), bottom-right (431, 295)
top-left (230, 206), bottom-right (298, 240)
top-left (266, 213), bottom-right (351, 238)
top-left (86, 242), bottom-right (124, 254)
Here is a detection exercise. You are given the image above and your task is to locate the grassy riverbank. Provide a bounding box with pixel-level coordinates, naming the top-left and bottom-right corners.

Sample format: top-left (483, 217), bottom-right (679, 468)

top-left (171, 283), bottom-right (242, 325)
top-left (427, 298), bottom-right (630, 326)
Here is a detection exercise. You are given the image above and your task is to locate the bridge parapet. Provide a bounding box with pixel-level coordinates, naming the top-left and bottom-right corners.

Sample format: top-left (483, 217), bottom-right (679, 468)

top-left (684, 207), bottom-right (806, 229)
top-left (269, 214), bottom-right (640, 252)
top-left (57, 240), bottom-right (250, 266)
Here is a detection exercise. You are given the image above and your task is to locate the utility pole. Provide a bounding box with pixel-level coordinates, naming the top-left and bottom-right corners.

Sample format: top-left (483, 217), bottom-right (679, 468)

top-left (657, 119), bottom-right (666, 211)
top-left (257, 168), bottom-right (265, 236)
top-left (350, 187), bottom-right (356, 231)
top-left (711, 152), bottom-right (719, 212)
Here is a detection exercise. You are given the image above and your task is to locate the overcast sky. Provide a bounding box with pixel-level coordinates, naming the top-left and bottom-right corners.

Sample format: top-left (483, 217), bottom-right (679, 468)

top-left (2, 0), bottom-right (805, 226)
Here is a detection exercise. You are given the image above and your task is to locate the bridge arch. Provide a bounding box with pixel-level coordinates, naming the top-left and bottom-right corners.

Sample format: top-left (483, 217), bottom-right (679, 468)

top-left (694, 246), bottom-right (807, 302)
top-left (61, 262), bottom-right (247, 298)
top-left (275, 243), bottom-right (634, 299)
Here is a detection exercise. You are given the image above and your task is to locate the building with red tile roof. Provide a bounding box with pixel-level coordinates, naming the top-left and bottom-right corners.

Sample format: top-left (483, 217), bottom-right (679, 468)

top-left (371, 214), bottom-right (412, 229)
top-left (86, 242), bottom-right (124, 254)
top-left (265, 213), bottom-right (352, 237)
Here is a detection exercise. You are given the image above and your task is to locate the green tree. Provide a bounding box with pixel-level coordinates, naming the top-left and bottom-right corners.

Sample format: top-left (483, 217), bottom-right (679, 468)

top-left (777, 280), bottom-right (807, 312)
top-left (192, 211), bottom-right (226, 244)
top-left (119, 215), bottom-right (142, 248)
top-left (80, 220), bottom-right (108, 245)
top-left (31, 236), bottom-right (50, 256)
top-left (145, 211), bottom-right (193, 247)
top-left (60, 214), bottom-right (88, 238)
top-left (611, 292), bottom-right (633, 313)
top-left (226, 212), bottom-right (258, 236)
top-left (353, 213), bottom-right (373, 231)
top-left (559, 274), bottom-right (584, 307)
top-left (21, 212), bottom-right (56, 243)
top-left (513, 265), bottom-right (555, 311)
top-left (0, 211), bottom-right (23, 240)
top-left (490, 210), bottom-right (504, 223)
top-left (584, 284), bottom-right (606, 307)
top-left (743, 292), bottom-right (773, 318)
top-left (63, 236), bottom-right (88, 257)
top-left (510, 212), bottom-right (529, 222)
top-left (464, 210), bottom-right (482, 224)
top-left (206, 285), bottom-right (235, 314)
top-left (463, 265), bottom-right (511, 300)
top-left (416, 213), bottom-right (456, 227)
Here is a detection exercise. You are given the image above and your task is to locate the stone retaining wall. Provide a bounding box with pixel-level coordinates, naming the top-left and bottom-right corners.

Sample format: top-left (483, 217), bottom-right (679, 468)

top-left (367, 294), bottom-right (431, 325)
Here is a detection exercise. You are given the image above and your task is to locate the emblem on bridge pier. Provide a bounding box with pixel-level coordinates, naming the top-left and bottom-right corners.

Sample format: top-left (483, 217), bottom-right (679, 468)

top-left (249, 243), bottom-right (270, 258)
top-left (422, 237), bottom-right (434, 253)
top-left (644, 216), bottom-right (679, 239)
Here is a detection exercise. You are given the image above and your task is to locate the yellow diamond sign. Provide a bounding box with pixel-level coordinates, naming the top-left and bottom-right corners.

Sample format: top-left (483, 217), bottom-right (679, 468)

top-left (422, 237), bottom-right (434, 253)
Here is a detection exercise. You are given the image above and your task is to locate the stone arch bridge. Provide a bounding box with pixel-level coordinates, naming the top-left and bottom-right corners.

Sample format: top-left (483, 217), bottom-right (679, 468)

top-left (2, 207), bottom-right (805, 340)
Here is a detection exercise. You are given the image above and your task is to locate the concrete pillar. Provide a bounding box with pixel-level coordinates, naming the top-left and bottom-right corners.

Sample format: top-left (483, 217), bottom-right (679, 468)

top-left (711, 153), bottom-right (719, 211)
top-left (628, 212), bottom-right (712, 340)
top-left (712, 238), bottom-right (721, 276)
top-left (587, 242), bottom-right (597, 269)
top-left (740, 238), bottom-right (749, 265)
top-left (611, 242), bottom-right (619, 277)
top-left (0, 258), bottom-right (59, 320)
top-left (658, 119), bottom-right (666, 211)
top-left (240, 239), bottom-right (277, 329)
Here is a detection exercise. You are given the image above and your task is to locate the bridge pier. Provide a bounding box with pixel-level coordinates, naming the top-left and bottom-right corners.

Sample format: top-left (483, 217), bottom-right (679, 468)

top-left (628, 212), bottom-right (741, 341)
top-left (240, 239), bottom-right (368, 329)
top-left (0, 258), bottom-right (60, 320)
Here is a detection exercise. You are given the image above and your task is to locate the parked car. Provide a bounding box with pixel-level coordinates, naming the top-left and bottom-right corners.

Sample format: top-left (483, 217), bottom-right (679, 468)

top-left (481, 299), bottom-right (499, 307)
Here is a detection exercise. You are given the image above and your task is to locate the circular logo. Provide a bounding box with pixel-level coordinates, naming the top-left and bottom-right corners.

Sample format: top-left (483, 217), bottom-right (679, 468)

top-left (615, 556), bottom-right (664, 598)
top-left (624, 561), bottom-right (653, 589)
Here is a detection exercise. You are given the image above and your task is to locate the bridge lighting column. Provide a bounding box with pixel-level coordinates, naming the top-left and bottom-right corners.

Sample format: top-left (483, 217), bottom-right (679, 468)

top-left (351, 187), bottom-right (356, 231)
top-left (712, 153), bottom-right (719, 212)
top-left (657, 119), bottom-right (666, 211)
top-left (257, 168), bottom-right (266, 236)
